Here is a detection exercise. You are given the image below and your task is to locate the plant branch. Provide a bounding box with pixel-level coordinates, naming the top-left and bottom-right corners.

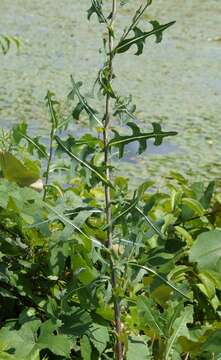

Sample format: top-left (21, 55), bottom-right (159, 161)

top-left (119, 0), bottom-right (152, 44)
top-left (43, 92), bottom-right (58, 201)
top-left (102, 1), bottom-right (123, 359)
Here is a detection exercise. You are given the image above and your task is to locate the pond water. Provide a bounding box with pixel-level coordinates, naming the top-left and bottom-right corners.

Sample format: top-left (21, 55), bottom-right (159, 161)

top-left (0, 0), bottom-right (221, 184)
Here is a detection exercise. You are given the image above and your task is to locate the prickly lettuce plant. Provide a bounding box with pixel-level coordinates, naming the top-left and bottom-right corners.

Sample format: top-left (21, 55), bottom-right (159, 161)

top-left (1, 1), bottom-right (221, 360)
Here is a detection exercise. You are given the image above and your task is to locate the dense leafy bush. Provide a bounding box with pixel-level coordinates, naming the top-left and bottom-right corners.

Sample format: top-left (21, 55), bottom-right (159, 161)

top-left (1, 1), bottom-right (221, 359)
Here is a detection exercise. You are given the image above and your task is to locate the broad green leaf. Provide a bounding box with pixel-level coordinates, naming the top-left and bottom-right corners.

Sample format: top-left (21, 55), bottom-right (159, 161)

top-left (109, 122), bottom-right (177, 158)
top-left (37, 319), bottom-right (72, 357)
top-left (127, 335), bottom-right (150, 360)
top-left (165, 305), bottom-right (193, 359)
top-left (55, 136), bottom-right (113, 188)
top-left (0, 319), bottom-right (72, 359)
top-left (114, 21), bottom-right (175, 55)
top-left (72, 253), bottom-right (98, 285)
top-left (60, 306), bottom-right (92, 337)
top-left (150, 284), bottom-right (172, 308)
top-left (0, 151), bottom-right (40, 187)
top-left (189, 230), bottom-right (221, 272)
top-left (202, 330), bottom-right (221, 353)
top-left (90, 323), bottom-right (109, 354)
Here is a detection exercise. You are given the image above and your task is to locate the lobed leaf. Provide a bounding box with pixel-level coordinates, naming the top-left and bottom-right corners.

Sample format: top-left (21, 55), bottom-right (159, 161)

top-left (109, 122), bottom-right (177, 158)
top-left (114, 20), bottom-right (175, 55)
top-left (69, 77), bottom-right (103, 127)
top-left (165, 305), bottom-right (193, 359)
top-left (87, 0), bottom-right (107, 23)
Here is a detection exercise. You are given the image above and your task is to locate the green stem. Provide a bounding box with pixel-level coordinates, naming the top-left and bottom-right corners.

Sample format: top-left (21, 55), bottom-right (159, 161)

top-left (103, 1), bottom-right (123, 359)
top-left (43, 126), bottom-right (54, 201)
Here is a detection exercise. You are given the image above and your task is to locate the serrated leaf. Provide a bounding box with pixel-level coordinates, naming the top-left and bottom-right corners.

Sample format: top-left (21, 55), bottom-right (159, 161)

top-left (109, 122), bottom-right (177, 158)
top-left (69, 77), bottom-right (103, 126)
top-left (0, 319), bottom-right (72, 359)
top-left (165, 305), bottom-right (193, 359)
top-left (87, 0), bottom-right (106, 23)
top-left (115, 21), bottom-right (175, 55)
top-left (37, 319), bottom-right (72, 357)
top-left (90, 324), bottom-right (109, 354)
top-left (137, 296), bottom-right (164, 336)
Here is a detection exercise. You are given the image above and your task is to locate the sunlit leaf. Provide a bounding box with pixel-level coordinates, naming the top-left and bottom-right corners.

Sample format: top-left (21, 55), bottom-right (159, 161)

top-left (0, 151), bottom-right (40, 187)
top-left (189, 230), bottom-right (221, 272)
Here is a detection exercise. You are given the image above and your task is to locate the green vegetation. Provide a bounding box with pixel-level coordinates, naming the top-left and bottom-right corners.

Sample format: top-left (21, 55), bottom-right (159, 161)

top-left (0, 1), bottom-right (221, 359)
top-left (0, 35), bottom-right (19, 55)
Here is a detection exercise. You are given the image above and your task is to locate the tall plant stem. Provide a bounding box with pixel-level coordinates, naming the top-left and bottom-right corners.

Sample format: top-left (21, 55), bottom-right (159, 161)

top-left (103, 1), bottom-right (123, 359)
top-left (43, 126), bottom-right (54, 201)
